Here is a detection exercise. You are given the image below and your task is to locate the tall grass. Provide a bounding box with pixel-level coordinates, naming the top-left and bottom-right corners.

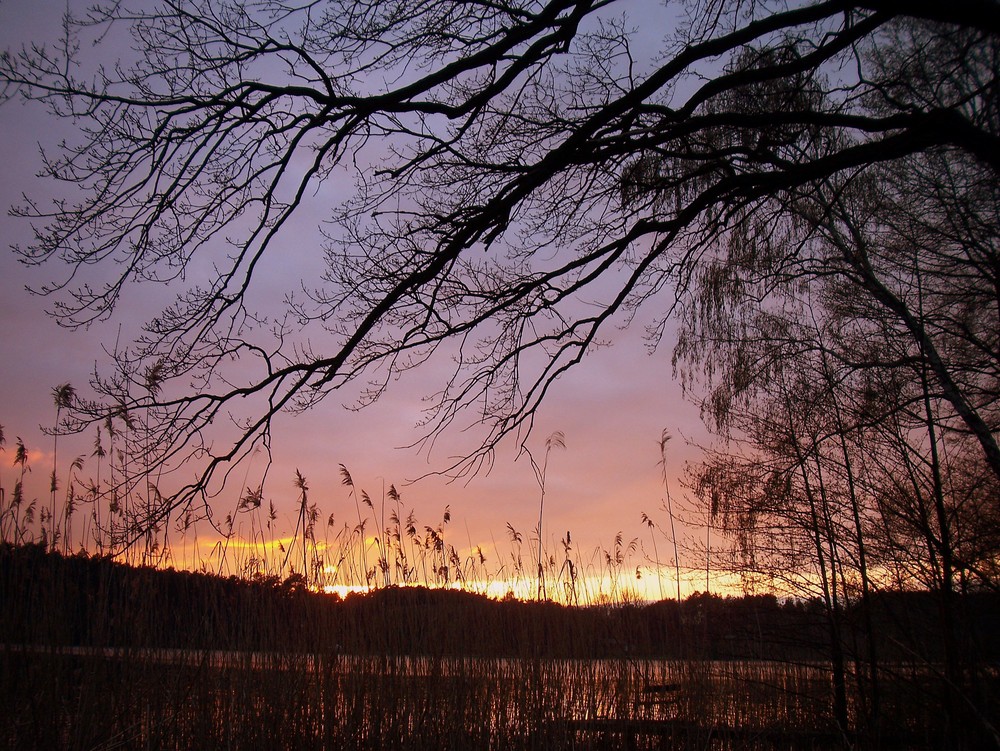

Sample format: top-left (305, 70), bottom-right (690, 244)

top-left (1, 640), bottom-right (959, 748)
top-left (3, 420), bottom-right (998, 749)
top-left (4, 544), bottom-right (993, 750)
top-left (0, 423), bottom-right (657, 602)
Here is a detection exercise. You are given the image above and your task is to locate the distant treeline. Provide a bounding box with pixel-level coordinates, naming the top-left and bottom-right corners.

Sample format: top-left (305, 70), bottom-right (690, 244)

top-left (4, 543), bottom-right (998, 665)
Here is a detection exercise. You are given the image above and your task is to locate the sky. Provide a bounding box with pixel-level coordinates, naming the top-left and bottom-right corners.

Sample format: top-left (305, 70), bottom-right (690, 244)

top-left (0, 0), bottom-right (720, 600)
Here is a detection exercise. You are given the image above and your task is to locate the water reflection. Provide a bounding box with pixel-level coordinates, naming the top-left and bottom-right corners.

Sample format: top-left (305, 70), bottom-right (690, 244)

top-left (3, 646), bottom-right (937, 749)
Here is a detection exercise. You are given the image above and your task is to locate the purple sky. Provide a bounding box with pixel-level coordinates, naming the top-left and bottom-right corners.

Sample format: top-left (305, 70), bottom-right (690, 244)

top-left (0, 0), bottom-right (717, 598)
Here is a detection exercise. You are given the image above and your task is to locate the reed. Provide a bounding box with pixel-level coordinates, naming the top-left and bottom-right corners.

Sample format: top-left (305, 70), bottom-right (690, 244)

top-left (0, 433), bottom-right (651, 604)
top-left (2, 425), bottom-right (997, 749)
top-left (4, 544), bottom-right (994, 750)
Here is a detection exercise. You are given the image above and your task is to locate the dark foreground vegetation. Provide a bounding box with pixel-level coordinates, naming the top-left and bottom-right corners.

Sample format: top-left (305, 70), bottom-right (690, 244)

top-left (3, 543), bottom-right (998, 750)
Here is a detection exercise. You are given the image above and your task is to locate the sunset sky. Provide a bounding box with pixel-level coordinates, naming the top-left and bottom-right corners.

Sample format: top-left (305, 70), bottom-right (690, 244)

top-left (0, 0), bottom-right (719, 598)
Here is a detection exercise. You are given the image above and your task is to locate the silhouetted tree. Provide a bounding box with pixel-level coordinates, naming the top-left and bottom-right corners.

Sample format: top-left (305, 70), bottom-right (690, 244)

top-left (683, 139), bottom-right (1000, 742)
top-left (2, 0), bottom-right (997, 545)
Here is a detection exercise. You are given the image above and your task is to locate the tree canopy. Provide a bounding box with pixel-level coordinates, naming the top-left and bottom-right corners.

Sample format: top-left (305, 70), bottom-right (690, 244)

top-left (2, 0), bottom-right (998, 536)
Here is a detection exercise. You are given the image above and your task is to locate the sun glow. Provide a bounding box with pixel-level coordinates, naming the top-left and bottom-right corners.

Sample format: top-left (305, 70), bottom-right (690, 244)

top-left (306, 566), bottom-right (745, 605)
